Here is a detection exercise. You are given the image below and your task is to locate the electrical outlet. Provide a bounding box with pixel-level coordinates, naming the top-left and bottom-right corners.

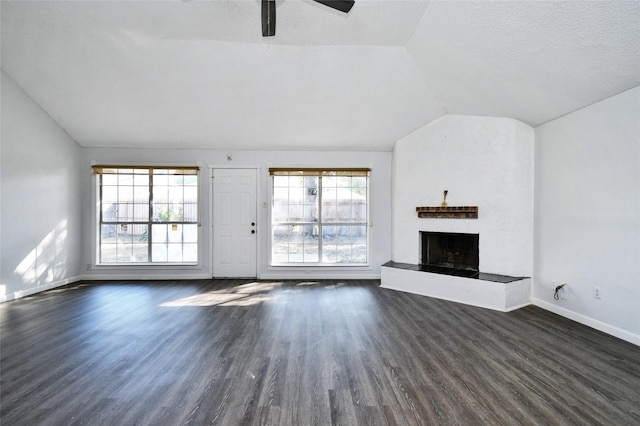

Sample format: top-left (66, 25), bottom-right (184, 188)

top-left (593, 286), bottom-right (602, 299)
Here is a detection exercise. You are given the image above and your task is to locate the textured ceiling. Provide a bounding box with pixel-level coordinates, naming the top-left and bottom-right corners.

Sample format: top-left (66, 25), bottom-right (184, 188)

top-left (2, 0), bottom-right (639, 151)
top-left (408, 1), bottom-right (640, 125)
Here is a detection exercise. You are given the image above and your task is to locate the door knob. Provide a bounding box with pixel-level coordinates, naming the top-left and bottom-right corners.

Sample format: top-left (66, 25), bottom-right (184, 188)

top-left (251, 230), bottom-right (256, 234)
top-left (251, 222), bottom-right (255, 226)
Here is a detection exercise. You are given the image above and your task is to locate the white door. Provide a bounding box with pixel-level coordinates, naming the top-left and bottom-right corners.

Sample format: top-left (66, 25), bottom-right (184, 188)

top-left (212, 168), bottom-right (257, 278)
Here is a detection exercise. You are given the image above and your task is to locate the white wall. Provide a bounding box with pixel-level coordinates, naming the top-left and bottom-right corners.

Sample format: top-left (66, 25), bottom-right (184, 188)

top-left (534, 87), bottom-right (640, 345)
top-left (392, 115), bottom-right (534, 277)
top-left (81, 148), bottom-right (392, 280)
top-left (0, 70), bottom-right (83, 301)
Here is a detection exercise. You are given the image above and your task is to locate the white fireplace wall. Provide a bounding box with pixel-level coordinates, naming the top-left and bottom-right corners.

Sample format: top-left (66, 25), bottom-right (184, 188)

top-left (392, 115), bottom-right (534, 277)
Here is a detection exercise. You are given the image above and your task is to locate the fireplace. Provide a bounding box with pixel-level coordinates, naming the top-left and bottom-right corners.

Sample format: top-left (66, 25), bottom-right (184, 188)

top-left (420, 231), bottom-right (479, 277)
top-left (381, 231), bottom-right (529, 311)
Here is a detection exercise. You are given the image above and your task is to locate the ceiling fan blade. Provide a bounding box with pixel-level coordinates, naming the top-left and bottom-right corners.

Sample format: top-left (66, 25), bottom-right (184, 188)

top-left (313, 0), bottom-right (354, 13)
top-left (262, 0), bottom-right (276, 37)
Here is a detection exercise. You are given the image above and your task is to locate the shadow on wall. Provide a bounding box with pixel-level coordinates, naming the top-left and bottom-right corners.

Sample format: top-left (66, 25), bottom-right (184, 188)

top-left (10, 219), bottom-right (69, 297)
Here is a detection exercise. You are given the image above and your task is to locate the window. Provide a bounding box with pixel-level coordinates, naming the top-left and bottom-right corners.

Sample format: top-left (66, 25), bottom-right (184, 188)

top-left (94, 166), bottom-right (199, 264)
top-left (270, 168), bottom-right (369, 265)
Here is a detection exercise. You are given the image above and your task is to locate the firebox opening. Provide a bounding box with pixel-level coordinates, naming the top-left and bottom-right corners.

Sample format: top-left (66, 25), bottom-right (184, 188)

top-left (420, 232), bottom-right (479, 277)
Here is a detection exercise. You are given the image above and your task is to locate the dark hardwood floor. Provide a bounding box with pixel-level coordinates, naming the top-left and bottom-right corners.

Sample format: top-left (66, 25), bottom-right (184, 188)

top-left (1, 279), bottom-right (639, 425)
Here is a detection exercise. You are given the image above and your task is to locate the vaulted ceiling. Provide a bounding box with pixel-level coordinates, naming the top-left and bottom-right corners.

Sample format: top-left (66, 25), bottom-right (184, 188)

top-left (2, 0), bottom-right (639, 151)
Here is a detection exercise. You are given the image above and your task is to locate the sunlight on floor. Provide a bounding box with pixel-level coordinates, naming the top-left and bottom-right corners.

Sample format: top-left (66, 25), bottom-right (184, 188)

top-left (160, 281), bottom-right (283, 307)
top-left (159, 280), bottom-right (353, 308)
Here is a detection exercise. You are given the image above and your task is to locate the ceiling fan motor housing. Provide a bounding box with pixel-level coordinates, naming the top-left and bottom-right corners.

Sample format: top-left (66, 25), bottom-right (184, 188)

top-left (262, 0), bottom-right (355, 37)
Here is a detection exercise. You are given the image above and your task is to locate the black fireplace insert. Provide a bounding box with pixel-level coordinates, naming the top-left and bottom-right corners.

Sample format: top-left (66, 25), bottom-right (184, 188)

top-left (420, 231), bottom-right (479, 277)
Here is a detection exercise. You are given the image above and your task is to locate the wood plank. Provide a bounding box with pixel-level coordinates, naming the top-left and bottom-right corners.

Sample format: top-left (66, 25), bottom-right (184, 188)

top-left (1, 279), bottom-right (639, 425)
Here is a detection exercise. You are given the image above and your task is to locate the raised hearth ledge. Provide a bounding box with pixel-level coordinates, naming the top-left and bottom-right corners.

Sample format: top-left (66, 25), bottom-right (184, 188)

top-left (381, 261), bottom-right (531, 312)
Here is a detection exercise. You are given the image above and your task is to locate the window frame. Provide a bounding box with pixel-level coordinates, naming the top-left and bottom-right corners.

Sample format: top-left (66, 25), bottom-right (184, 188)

top-left (269, 168), bottom-right (370, 267)
top-left (93, 165), bottom-right (200, 266)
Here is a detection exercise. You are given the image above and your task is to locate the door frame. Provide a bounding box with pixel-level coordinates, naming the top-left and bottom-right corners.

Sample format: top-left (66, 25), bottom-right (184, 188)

top-left (209, 165), bottom-right (261, 278)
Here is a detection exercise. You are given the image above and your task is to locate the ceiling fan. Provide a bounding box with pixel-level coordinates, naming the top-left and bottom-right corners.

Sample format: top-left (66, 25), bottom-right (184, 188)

top-left (262, 0), bottom-right (355, 37)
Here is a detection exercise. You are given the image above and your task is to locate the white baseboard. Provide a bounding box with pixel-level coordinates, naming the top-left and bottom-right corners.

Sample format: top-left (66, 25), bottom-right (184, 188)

top-left (532, 298), bottom-right (640, 347)
top-left (81, 273), bottom-right (211, 281)
top-left (258, 272), bottom-right (381, 280)
top-left (1, 275), bottom-right (83, 303)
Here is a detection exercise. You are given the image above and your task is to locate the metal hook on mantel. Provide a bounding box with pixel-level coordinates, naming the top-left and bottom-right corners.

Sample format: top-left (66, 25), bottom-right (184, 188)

top-left (441, 190), bottom-right (448, 207)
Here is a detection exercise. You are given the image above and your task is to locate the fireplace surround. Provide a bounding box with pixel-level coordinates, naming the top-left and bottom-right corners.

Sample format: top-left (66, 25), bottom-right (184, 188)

top-left (381, 232), bottom-right (530, 312)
